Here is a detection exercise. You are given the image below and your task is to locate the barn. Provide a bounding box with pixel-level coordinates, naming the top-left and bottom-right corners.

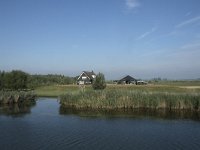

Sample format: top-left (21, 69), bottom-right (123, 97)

top-left (118, 75), bottom-right (137, 84)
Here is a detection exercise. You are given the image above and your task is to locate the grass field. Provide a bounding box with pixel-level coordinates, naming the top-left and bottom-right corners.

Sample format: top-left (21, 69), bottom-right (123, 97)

top-left (35, 85), bottom-right (79, 97)
top-left (152, 80), bottom-right (200, 86)
top-left (35, 83), bottom-right (200, 97)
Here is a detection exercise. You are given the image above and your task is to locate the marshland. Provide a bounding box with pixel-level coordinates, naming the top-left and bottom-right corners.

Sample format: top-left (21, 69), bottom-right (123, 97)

top-left (1, 70), bottom-right (200, 112)
top-left (1, 71), bottom-right (200, 150)
top-left (59, 84), bottom-right (200, 111)
top-left (57, 73), bottom-right (200, 111)
top-left (2, 0), bottom-right (200, 149)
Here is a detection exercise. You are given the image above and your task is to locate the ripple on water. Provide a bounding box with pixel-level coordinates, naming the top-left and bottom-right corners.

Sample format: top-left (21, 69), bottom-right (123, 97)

top-left (0, 99), bottom-right (200, 150)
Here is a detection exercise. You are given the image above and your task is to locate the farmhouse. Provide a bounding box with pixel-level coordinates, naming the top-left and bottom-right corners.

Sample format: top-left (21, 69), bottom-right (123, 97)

top-left (118, 75), bottom-right (137, 84)
top-left (77, 71), bottom-right (96, 85)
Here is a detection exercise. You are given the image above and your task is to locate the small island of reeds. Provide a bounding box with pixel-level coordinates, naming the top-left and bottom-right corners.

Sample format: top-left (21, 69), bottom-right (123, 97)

top-left (60, 87), bottom-right (200, 111)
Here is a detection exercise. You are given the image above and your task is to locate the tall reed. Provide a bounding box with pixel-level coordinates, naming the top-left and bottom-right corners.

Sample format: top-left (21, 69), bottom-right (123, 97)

top-left (60, 89), bottom-right (200, 111)
top-left (0, 91), bottom-right (36, 105)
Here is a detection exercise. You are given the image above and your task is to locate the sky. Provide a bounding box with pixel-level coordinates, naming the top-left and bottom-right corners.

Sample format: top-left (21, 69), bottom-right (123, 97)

top-left (0, 0), bottom-right (200, 80)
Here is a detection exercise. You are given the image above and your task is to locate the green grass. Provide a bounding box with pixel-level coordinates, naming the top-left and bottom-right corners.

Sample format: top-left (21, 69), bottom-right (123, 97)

top-left (35, 84), bottom-right (200, 97)
top-left (105, 84), bottom-right (200, 96)
top-left (35, 85), bottom-right (79, 97)
top-left (111, 84), bottom-right (200, 92)
top-left (151, 80), bottom-right (200, 86)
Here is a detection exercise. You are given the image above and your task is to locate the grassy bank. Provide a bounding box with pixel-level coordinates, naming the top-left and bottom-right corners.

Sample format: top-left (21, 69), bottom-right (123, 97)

top-left (0, 91), bottom-right (36, 105)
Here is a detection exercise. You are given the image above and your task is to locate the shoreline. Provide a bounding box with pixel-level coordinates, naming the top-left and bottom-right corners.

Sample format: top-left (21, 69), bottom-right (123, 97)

top-left (32, 84), bottom-right (200, 112)
top-left (0, 91), bottom-right (36, 105)
top-left (59, 105), bottom-right (200, 120)
top-left (59, 104), bottom-right (200, 112)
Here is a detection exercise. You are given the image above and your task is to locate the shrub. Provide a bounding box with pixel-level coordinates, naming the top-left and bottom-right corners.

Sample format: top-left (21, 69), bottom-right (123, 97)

top-left (92, 72), bottom-right (106, 90)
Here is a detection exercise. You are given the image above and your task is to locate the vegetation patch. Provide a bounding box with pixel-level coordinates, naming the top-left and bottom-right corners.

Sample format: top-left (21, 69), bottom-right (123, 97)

top-left (35, 85), bottom-right (79, 97)
top-left (0, 91), bottom-right (36, 105)
top-left (0, 70), bottom-right (37, 105)
top-left (92, 72), bottom-right (106, 90)
top-left (60, 89), bottom-right (200, 111)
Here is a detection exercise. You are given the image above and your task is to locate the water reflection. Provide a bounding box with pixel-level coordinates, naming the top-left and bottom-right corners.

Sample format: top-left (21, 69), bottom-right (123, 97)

top-left (59, 106), bottom-right (200, 120)
top-left (0, 102), bottom-right (36, 117)
top-left (1, 99), bottom-right (200, 150)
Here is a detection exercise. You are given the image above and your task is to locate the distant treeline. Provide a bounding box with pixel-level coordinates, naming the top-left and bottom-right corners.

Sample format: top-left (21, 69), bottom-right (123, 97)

top-left (28, 74), bottom-right (76, 88)
top-left (147, 78), bottom-right (200, 86)
top-left (0, 70), bottom-right (77, 90)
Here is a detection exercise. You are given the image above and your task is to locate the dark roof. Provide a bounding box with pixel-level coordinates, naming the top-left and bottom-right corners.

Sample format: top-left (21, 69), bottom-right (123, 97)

top-left (119, 75), bottom-right (136, 82)
top-left (82, 71), bottom-right (96, 79)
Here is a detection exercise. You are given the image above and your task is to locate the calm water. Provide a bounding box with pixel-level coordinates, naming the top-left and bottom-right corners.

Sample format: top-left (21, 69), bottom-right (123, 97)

top-left (0, 98), bottom-right (200, 150)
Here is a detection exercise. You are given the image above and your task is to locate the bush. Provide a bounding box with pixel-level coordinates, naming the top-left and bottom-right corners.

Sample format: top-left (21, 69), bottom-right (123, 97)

top-left (92, 72), bottom-right (106, 90)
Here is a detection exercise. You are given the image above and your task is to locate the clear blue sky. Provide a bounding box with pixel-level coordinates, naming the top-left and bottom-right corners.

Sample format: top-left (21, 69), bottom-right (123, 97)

top-left (0, 0), bottom-right (200, 79)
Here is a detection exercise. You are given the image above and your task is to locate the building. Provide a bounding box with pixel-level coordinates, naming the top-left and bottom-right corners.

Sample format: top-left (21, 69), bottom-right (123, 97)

top-left (136, 80), bottom-right (148, 85)
top-left (77, 71), bottom-right (96, 85)
top-left (118, 75), bottom-right (137, 84)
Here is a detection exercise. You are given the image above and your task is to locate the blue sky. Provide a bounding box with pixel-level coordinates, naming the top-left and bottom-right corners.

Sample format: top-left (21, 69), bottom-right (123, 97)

top-left (0, 0), bottom-right (200, 79)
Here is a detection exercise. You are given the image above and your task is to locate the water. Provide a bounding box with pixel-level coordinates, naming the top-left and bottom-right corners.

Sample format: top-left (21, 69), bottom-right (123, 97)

top-left (0, 98), bottom-right (200, 150)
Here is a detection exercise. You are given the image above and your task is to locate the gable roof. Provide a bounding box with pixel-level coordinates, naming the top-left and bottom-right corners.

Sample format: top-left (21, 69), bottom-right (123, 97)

top-left (77, 71), bottom-right (96, 80)
top-left (119, 75), bottom-right (137, 82)
top-left (83, 71), bottom-right (96, 79)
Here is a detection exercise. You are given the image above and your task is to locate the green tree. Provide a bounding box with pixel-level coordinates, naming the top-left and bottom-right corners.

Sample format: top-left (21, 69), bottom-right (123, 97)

top-left (92, 72), bottom-right (106, 90)
top-left (4, 70), bottom-right (29, 90)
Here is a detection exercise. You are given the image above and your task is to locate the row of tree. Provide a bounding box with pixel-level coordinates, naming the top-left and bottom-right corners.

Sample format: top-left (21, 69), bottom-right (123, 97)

top-left (28, 74), bottom-right (76, 88)
top-left (0, 70), bottom-right (77, 90)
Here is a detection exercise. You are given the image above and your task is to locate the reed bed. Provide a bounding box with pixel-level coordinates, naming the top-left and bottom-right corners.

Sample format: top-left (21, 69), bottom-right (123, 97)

top-left (0, 91), bottom-right (36, 105)
top-left (60, 89), bottom-right (200, 111)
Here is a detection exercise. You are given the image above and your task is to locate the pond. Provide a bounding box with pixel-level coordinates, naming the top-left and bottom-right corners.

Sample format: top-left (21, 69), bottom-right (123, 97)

top-left (0, 98), bottom-right (200, 150)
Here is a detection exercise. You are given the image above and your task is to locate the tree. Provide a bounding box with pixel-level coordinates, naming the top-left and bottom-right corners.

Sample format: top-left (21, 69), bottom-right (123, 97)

top-left (92, 72), bottom-right (106, 90)
top-left (0, 71), bottom-right (4, 90)
top-left (4, 70), bottom-right (29, 90)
